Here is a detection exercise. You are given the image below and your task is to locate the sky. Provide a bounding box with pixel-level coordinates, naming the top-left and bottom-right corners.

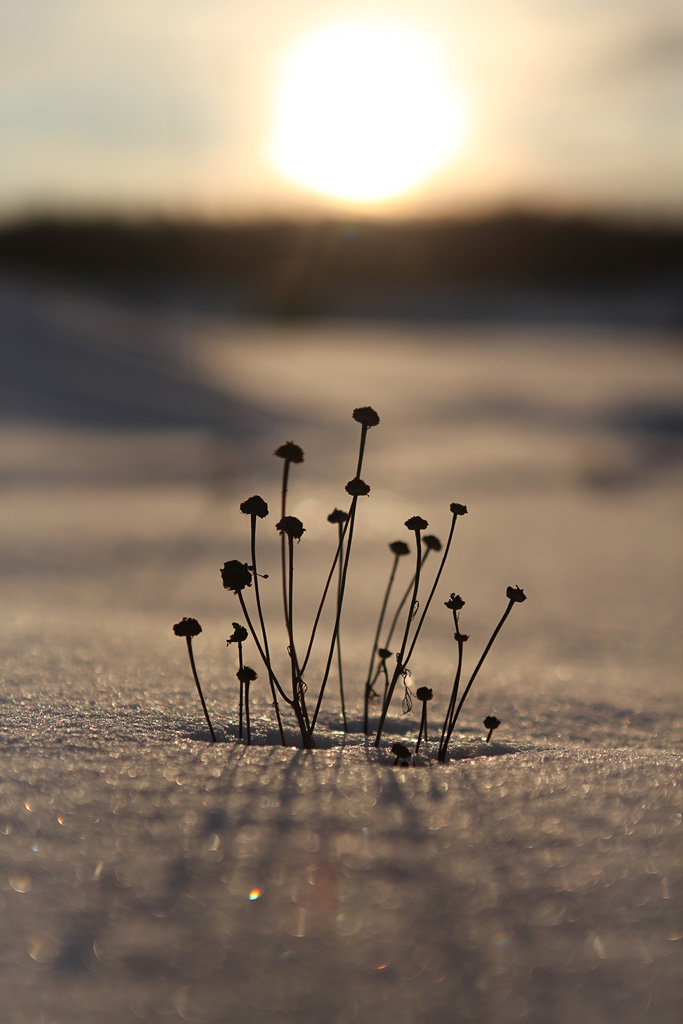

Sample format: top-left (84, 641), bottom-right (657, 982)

top-left (0, 0), bottom-right (681, 222)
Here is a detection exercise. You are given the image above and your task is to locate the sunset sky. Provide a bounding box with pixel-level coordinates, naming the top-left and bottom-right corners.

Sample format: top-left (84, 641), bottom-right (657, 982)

top-left (1, 0), bottom-right (681, 222)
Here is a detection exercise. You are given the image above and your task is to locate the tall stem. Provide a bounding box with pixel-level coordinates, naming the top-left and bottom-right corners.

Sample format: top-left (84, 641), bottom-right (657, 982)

top-left (335, 521), bottom-right (348, 731)
top-left (310, 495), bottom-right (358, 733)
top-left (300, 513), bottom-right (350, 674)
top-left (250, 515), bottom-right (285, 744)
top-left (363, 552), bottom-right (400, 734)
top-left (375, 530), bottom-right (423, 746)
top-left (383, 548), bottom-right (431, 651)
top-left (443, 599), bottom-right (515, 757)
top-left (237, 640), bottom-right (244, 740)
top-left (405, 511), bottom-right (461, 665)
top-left (186, 636), bottom-right (216, 743)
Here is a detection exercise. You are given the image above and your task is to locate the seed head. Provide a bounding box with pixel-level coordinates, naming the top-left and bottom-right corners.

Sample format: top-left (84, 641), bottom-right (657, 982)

top-left (227, 622), bottom-right (248, 645)
top-left (405, 515), bottom-right (428, 532)
top-left (327, 508), bottom-right (349, 525)
top-left (445, 593), bottom-right (465, 611)
top-left (389, 540), bottom-right (410, 556)
top-left (450, 502), bottom-right (468, 516)
top-left (422, 534), bottom-right (442, 551)
top-left (506, 585), bottom-right (527, 603)
top-left (377, 648), bottom-right (392, 660)
top-left (416, 686), bottom-right (433, 702)
top-left (276, 516), bottom-right (306, 540)
top-left (390, 742), bottom-right (412, 764)
top-left (173, 617), bottom-right (202, 638)
top-left (274, 441), bottom-right (304, 463)
top-left (220, 560), bottom-right (252, 593)
top-left (484, 715), bottom-right (501, 731)
top-left (237, 666), bottom-right (258, 684)
top-left (240, 495), bottom-right (269, 518)
top-left (352, 406), bottom-right (380, 427)
top-left (345, 477), bottom-right (370, 496)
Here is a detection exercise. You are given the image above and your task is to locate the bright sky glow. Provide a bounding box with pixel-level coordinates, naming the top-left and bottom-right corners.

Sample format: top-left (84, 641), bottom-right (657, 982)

top-left (270, 21), bottom-right (465, 203)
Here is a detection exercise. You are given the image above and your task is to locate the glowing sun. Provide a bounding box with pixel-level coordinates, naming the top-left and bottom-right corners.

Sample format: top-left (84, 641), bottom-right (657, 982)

top-left (270, 20), bottom-right (466, 203)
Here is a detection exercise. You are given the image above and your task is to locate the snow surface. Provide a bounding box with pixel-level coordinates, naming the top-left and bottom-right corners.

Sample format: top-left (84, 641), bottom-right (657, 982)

top-left (1, 276), bottom-right (682, 1023)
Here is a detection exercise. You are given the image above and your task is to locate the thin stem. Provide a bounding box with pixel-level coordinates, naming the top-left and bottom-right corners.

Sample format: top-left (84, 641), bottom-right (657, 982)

top-left (237, 640), bottom-right (244, 740)
top-left (438, 636), bottom-right (465, 762)
top-left (415, 702), bottom-right (428, 755)
top-left (335, 522), bottom-right (348, 731)
top-left (443, 599), bottom-right (516, 757)
top-left (383, 547), bottom-right (432, 652)
top-left (245, 682), bottom-right (252, 746)
top-left (286, 534), bottom-right (309, 730)
top-left (375, 530), bottom-right (423, 747)
top-left (236, 592), bottom-right (292, 708)
top-left (363, 552), bottom-right (401, 734)
top-left (280, 460), bottom-right (291, 637)
top-left (309, 495), bottom-right (359, 733)
top-left (300, 513), bottom-right (350, 674)
top-left (186, 636), bottom-right (216, 743)
top-left (405, 511), bottom-right (461, 666)
top-left (250, 515), bottom-right (285, 745)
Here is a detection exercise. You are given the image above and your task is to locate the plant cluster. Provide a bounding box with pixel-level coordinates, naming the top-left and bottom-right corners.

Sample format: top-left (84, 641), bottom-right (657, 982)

top-left (173, 407), bottom-right (526, 762)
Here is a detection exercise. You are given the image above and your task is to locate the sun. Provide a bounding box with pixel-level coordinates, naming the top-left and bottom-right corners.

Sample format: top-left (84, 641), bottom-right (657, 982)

top-left (270, 19), bottom-right (466, 204)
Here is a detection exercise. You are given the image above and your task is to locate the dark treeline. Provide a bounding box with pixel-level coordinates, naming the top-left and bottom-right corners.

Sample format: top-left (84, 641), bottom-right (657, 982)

top-left (1, 210), bottom-right (681, 316)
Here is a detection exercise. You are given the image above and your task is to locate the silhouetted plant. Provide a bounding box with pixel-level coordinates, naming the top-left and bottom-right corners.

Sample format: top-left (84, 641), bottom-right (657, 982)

top-left (226, 621), bottom-right (248, 739)
top-left (328, 508), bottom-right (350, 731)
top-left (415, 686), bottom-right (433, 755)
top-left (172, 408), bottom-right (527, 756)
top-left (391, 742), bottom-right (412, 766)
top-left (240, 496), bottom-right (285, 744)
top-left (237, 666), bottom-right (257, 745)
top-left (484, 715), bottom-right (501, 743)
top-left (173, 617), bottom-right (216, 743)
top-left (438, 586), bottom-right (526, 762)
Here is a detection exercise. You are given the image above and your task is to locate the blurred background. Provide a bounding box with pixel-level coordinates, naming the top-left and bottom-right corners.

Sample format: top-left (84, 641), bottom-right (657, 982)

top-left (0, 0), bottom-right (681, 716)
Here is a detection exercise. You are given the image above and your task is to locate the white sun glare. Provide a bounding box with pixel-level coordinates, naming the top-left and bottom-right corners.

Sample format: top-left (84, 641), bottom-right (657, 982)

top-left (270, 20), bottom-right (466, 204)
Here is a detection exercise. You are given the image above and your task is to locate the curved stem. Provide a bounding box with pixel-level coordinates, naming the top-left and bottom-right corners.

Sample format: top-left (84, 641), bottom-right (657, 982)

top-left (186, 636), bottom-right (216, 743)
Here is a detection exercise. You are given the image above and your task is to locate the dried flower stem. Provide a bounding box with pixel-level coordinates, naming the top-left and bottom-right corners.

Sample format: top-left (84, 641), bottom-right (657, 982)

top-left (334, 519), bottom-right (348, 731)
top-left (300, 514), bottom-right (350, 674)
top-left (415, 702), bottom-right (428, 755)
top-left (438, 636), bottom-right (466, 762)
top-left (363, 549), bottom-right (403, 734)
top-left (375, 521), bottom-right (426, 746)
top-left (404, 506), bottom-right (465, 665)
top-left (441, 594), bottom-right (521, 760)
top-left (309, 495), bottom-right (358, 732)
top-left (185, 636), bottom-right (216, 744)
top-left (382, 546), bottom-right (431, 652)
top-left (237, 639), bottom-right (244, 739)
top-left (248, 514), bottom-right (285, 745)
